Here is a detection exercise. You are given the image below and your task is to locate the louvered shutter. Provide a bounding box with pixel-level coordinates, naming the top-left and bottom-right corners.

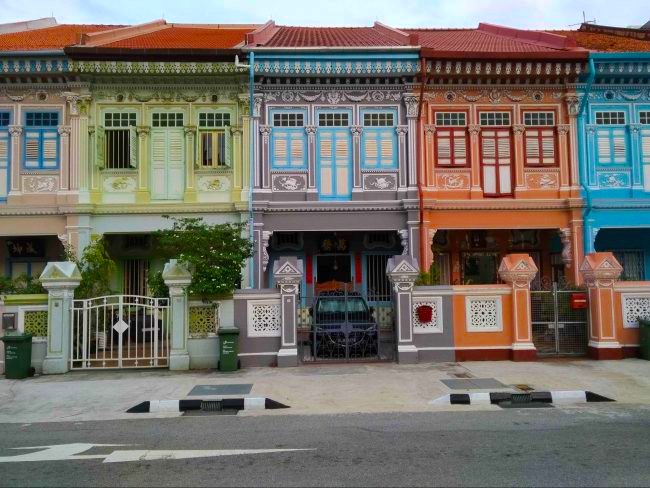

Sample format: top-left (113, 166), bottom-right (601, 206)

top-left (289, 132), bottom-right (304, 167)
top-left (364, 132), bottom-right (379, 167)
top-left (24, 130), bottom-right (40, 168)
top-left (541, 130), bottom-right (555, 164)
top-left (150, 129), bottom-right (167, 199)
top-left (95, 126), bottom-right (106, 169)
top-left (496, 130), bottom-right (512, 194)
top-left (273, 132), bottom-right (289, 168)
top-left (612, 129), bottom-right (626, 163)
top-left (379, 131), bottom-right (394, 167)
top-left (437, 130), bottom-right (452, 165)
top-left (642, 129), bottom-right (650, 191)
top-left (41, 131), bottom-right (58, 168)
top-left (334, 132), bottom-right (350, 196)
top-left (167, 129), bottom-right (185, 199)
top-left (525, 130), bottom-right (541, 164)
top-left (128, 126), bottom-right (137, 168)
top-left (596, 131), bottom-right (611, 164)
top-left (319, 132), bottom-right (334, 197)
top-left (452, 130), bottom-right (467, 165)
top-left (224, 127), bottom-right (232, 166)
top-left (0, 132), bottom-right (8, 199)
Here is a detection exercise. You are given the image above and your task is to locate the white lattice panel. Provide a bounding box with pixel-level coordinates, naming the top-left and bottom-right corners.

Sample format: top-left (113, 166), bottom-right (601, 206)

top-left (465, 296), bottom-right (503, 332)
top-left (247, 300), bottom-right (282, 337)
top-left (622, 294), bottom-right (650, 328)
top-left (412, 298), bottom-right (443, 334)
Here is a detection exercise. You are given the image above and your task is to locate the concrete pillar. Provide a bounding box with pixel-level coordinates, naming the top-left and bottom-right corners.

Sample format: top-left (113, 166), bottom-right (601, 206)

top-left (135, 126), bottom-right (150, 203)
top-left (162, 259), bottom-right (193, 370)
top-left (402, 94), bottom-right (418, 191)
top-left (272, 257), bottom-right (303, 367)
top-left (40, 262), bottom-right (82, 374)
top-left (386, 255), bottom-right (419, 364)
top-left (350, 125), bottom-right (362, 192)
top-left (498, 253), bottom-right (538, 361)
top-left (8, 125), bottom-right (22, 195)
top-left (557, 124), bottom-right (572, 192)
top-left (57, 126), bottom-right (71, 191)
top-left (512, 124), bottom-right (526, 195)
top-left (580, 252), bottom-right (624, 359)
top-left (259, 125), bottom-right (272, 190)
top-left (183, 125), bottom-right (197, 202)
top-left (468, 124), bottom-right (482, 198)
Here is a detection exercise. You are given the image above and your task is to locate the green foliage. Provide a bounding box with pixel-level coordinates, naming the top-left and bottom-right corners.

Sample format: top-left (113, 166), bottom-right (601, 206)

top-left (154, 217), bottom-right (252, 298)
top-left (415, 244), bottom-right (442, 286)
top-left (147, 270), bottom-right (169, 298)
top-left (0, 274), bottom-right (45, 295)
top-left (63, 236), bottom-right (117, 299)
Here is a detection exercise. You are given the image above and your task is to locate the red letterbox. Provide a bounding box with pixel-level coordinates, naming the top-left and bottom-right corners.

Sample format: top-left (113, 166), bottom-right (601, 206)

top-left (570, 293), bottom-right (588, 309)
top-left (416, 305), bottom-right (433, 323)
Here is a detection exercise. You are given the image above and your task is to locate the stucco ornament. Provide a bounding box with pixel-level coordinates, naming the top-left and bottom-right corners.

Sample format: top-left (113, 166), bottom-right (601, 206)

top-left (364, 174), bottom-right (397, 190)
top-left (580, 253), bottom-right (623, 288)
top-left (386, 256), bottom-right (420, 293)
top-left (273, 175), bottom-right (306, 191)
top-left (402, 94), bottom-right (419, 118)
top-left (198, 176), bottom-right (230, 192)
top-left (498, 254), bottom-right (538, 288)
top-left (439, 173), bottom-right (469, 189)
top-left (599, 173), bottom-right (628, 188)
top-left (261, 231), bottom-right (273, 272)
top-left (263, 89), bottom-right (401, 105)
top-left (526, 173), bottom-right (558, 189)
top-left (23, 176), bottom-right (57, 193)
top-left (103, 176), bottom-right (136, 193)
top-left (558, 228), bottom-right (573, 268)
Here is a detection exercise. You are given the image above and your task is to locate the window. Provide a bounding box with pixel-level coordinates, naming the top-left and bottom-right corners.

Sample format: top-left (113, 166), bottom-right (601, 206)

top-left (524, 112), bottom-right (556, 166)
top-left (640, 112), bottom-right (650, 125)
top-left (0, 113), bottom-right (9, 127)
top-left (524, 112), bottom-right (554, 126)
top-left (318, 113), bottom-right (349, 127)
top-left (596, 128), bottom-right (627, 165)
top-left (23, 111), bottom-right (59, 169)
top-left (480, 112), bottom-right (511, 126)
top-left (435, 112), bottom-right (466, 126)
top-left (614, 251), bottom-right (644, 281)
top-left (102, 112), bottom-right (137, 169)
top-left (122, 259), bottom-right (150, 296)
top-left (198, 112), bottom-right (231, 168)
top-left (362, 110), bottom-right (397, 169)
top-left (0, 112), bottom-right (9, 200)
top-left (271, 111), bottom-right (306, 169)
top-left (595, 111), bottom-right (626, 125)
top-left (481, 129), bottom-right (513, 195)
top-left (152, 112), bottom-right (183, 127)
top-left (366, 254), bottom-right (391, 302)
top-left (9, 261), bottom-right (47, 279)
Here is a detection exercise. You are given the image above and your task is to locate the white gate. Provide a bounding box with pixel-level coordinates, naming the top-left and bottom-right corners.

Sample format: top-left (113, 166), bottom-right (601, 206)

top-left (71, 295), bottom-right (170, 369)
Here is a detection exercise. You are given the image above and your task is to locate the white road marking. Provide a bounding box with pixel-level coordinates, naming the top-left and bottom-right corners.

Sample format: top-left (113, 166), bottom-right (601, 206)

top-left (0, 444), bottom-right (314, 464)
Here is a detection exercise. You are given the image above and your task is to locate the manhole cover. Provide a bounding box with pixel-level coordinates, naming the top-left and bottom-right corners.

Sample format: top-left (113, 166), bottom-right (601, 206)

top-left (188, 384), bottom-right (253, 396)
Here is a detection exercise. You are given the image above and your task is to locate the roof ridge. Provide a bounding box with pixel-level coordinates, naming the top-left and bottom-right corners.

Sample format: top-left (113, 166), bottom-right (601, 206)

top-left (478, 23), bottom-right (576, 50)
top-left (373, 21), bottom-right (418, 46)
top-left (79, 19), bottom-right (168, 47)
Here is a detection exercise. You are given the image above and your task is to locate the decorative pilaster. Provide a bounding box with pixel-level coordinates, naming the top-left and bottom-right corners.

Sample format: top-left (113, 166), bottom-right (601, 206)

top-left (273, 257), bottom-right (304, 367)
top-left (512, 124), bottom-right (526, 194)
top-left (183, 125), bottom-right (197, 202)
top-left (8, 125), bottom-right (22, 194)
top-left (558, 228), bottom-right (573, 270)
top-left (468, 124), bottom-right (482, 197)
top-left (565, 94), bottom-right (583, 192)
top-left (580, 252), bottom-right (624, 360)
top-left (350, 125), bottom-right (362, 190)
top-left (423, 124), bottom-right (436, 188)
top-left (396, 125), bottom-right (409, 190)
top-left (306, 125), bottom-right (318, 190)
top-left (230, 126), bottom-right (243, 194)
top-left (261, 230), bottom-right (273, 272)
top-left (62, 92), bottom-right (91, 195)
top-left (398, 229), bottom-right (409, 256)
top-left (162, 259), bottom-right (193, 371)
top-left (402, 94), bottom-right (418, 189)
top-left (57, 126), bottom-right (71, 191)
top-left (498, 254), bottom-right (538, 361)
top-left (557, 124), bottom-right (572, 191)
top-left (629, 124), bottom-right (643, 189)
top-left (252, 94), bottom-right (263, 189)
top-left (386, 255), bottom-right (420, 364)
top-left (40, 262), bottom-right (82, 374)
top-left (135, 126), bottom-right (150, 202)
top-left (259, 125), bottom-right (272, 189)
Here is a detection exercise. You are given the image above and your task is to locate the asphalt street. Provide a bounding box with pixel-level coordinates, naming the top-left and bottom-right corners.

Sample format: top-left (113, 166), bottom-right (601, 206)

top-left (1, 405), bottom-right (649, 487)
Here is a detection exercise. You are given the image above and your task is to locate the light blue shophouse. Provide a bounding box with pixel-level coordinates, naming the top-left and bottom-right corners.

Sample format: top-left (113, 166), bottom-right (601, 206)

top-left (580, 52), bottom-right (650, 280)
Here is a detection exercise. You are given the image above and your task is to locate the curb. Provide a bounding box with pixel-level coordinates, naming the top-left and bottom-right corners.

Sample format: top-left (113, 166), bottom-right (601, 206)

top-left (127, 397), bottom-right (289, 413)
top-left (430, 390), bottom-right (614, 406)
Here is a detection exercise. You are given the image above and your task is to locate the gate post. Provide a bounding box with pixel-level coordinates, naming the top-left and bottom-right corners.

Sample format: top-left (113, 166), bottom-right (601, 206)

top-left (498, 254), bottom-right (538, 361)
top-left (273, 257), bottom-right (303, 367)
top-left (579, 252), bottom-right (624, 359)
top-left (40, 262), bottom-right (81, 374)
top-left (386, 255), bottom-right (419, 364)
top-left (163, 259), bottom-right (192, 370)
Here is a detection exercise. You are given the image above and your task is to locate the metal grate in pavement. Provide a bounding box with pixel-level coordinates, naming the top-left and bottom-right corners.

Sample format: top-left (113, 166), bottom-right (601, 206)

top-left (188, 384), bottom-right (253, 396)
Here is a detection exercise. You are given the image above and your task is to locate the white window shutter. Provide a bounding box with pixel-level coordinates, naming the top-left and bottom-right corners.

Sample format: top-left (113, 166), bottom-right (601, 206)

top-left (168, 130), bottom-right (184, 164)
top-left (224, 127), bottom-right (232, 166)
top-left (481, 131), bottom-right (496, 161)
top-left (453, 131), bottom-right (467, 165)
top-left (641, 130), bottom-right (650, 165)
top-left (42, 131), bottom-right (58, 168)
top-left (437, 131), bottom-right (452, 165)
top-left (95, 126), bottom-right (106, 169)
top-left (129, 126), bottom-right (137, 168)
top-left (24, 130), bottom-right (40, 168)
top-left (525, 130), bottom-right (540, 164)
top-left (597, 131), bottom-right (611, 164)
top-left (496, 131), bottom-right (511, 162)
top-left (541, 130), bottom-right (555, 164)
top-left (612, 129), bottom-right (626, 163)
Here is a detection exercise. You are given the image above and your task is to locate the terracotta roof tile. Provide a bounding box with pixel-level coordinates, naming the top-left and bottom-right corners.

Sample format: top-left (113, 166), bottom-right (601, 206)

top-left (263, 26), bottom-right (404, 47)
top-left (0, 24), bottom-right (122, 51)
top-left (553, 30), bottom-right (650, 52)
top-left (101, 25), bottom-right (254, 49)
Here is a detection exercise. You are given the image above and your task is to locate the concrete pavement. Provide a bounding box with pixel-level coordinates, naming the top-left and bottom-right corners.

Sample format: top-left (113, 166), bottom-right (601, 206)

top-left (1, 359), bottom-right (650, 423)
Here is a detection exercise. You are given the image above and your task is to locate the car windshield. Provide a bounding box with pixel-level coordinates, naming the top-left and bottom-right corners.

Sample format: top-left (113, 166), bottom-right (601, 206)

top-left (316, 297), bottom-right (368, 314)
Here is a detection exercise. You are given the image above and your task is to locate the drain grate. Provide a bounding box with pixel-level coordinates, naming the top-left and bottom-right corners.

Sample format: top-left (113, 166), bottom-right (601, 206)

top-left (510, 393), bottom-right (532, 404)
top-left (201, 400), bottom-right (223, 412)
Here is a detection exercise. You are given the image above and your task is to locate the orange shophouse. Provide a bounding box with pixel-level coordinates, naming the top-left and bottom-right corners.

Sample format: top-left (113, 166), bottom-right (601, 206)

top-left (408, 24), bottom-right (589, 288)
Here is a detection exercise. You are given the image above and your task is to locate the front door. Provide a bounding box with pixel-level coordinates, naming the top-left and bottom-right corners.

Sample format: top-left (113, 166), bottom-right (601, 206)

top-left (315, 254), bottom-right (352, 290)
top-left (317, 110), bottom-right (352, 200)
top-left (151, 112), bottom-right (185, 200)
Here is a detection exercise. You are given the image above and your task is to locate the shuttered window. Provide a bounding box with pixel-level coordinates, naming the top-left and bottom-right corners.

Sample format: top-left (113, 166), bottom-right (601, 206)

top-left (23, 111), bottom-right (59, 169)
top-left (434, 112), bottom-right (468, 167)
top-left (523, 111), bottom-right (556, 166)
top-left (362, 110), bottom-right (397, 169)
top-left (102, 112), bottom-right (137, 169)
top-left (596, 128), bottom-right (627, 165)
top-left (0, 114), bottom-right (9, 200)
top-left (641, 127), bottom-right (650, 192)
top-left (271, 111), bottom-right (306, 169)
top-left (198, 112), bottom-right (231, 168)
top-left (481, 129), bottom-right (512, 196)
top-left (150, 112), bottom-right (185, 200)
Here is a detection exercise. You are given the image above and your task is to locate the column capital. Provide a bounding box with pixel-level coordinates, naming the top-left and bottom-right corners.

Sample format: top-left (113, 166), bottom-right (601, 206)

top-left (238, 93), bottom-right (250, 115)
top-left (498, 254), bottom-right (538, 288)
top-left (580, 252), bottom-right (623, 288)
top-left (468, 124), bottom-right (481, 135)
top-left (395, 125), bottom-right (408, 136)
top-left (305, 125), bottom-right (318, 135)
top-left (556, 124), bottom-right (571, 135)
top-left (512, 124), bottom-right (526, 136)
top-left (252, 94), bottom-right (264, 118)
top-left (57, 125), bottom-right (71, 137)
top-left (564, 94), bottom-right (582, 117)
top-left (183, 125), bottom-right (197, 136)
top-left (259, 125), bottom-right (272, 137)
top-left (629, 123), bottom-right (643, 134)
top-left (136, 125), bottom-right (150, 137)
top-left (424, 124), bottom-right (436, 136)
top-left (8, 125), bottom-right (23, 137)
top-left (61, 91), bottom-right (91, 116)
top-left (402, 93), bottom-right (419, 118)
top-left (230, 125), bottom-right (243, 136)
top-left (349, 125), bottom-right (362, 136)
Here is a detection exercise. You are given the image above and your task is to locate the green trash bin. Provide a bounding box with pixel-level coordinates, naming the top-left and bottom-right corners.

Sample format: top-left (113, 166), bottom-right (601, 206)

top-left (218, 327), bottom-right (240, 372)
top-left (639, 319), bottom-right (650, 360)
top-left (1, 333), bottom-right (33, 379)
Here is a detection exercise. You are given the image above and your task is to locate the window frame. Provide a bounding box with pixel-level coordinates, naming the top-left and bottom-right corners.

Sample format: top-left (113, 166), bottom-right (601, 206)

top-left (22, 109), bottom-right (60, 170)
top-left (0, 110), bottom-right (11, 201)
top-left (197, 109), bottom-right (232, 169)
top-left (360, 107), bottom-right (398, 170)
top-left (270, 108), bottom-right (308, 171)
top-left (101, 110), bottom-right (138, 170)
top-left (522, 110), bottom-right (558, 167)
top-left (479, 111), bottom-right (512, 127)
top-left (433, 110), bottom-right (469, 168)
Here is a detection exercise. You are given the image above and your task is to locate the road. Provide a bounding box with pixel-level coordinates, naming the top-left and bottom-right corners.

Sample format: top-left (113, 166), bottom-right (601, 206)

top-left (1, 405), bottom-right (649, 487)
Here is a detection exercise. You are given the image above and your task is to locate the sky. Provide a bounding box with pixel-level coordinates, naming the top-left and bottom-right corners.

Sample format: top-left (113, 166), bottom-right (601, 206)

top-left (0, 0), bottom-right (648, 30)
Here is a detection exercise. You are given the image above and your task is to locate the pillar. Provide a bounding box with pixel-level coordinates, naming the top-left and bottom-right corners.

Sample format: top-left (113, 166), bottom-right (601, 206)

top-left (183, 125), bottom-right (197, 202)
top-left (259, 125), bottom-right (272, 190)
top-left (162, 259), bottom-right (193, 370)
top-left (557, 124), bottom-right (572, 193)
top-left (58, 126), bottom-right (71, 192)
top-left (272, 257), bottom-right (303, 367)
top-left (512, 124), bottom-right (526, 195)
top-left (402, 94), bottom-right (418, 192)
top-left (135, 126), bottom-right (150, 203)
top-left (8, 125), bottom-right (22, 195)
top-left (230, 125), bottom-right (243, 199)
top-left (396, 125), bottom-right (409, 191)
top-left (306, 125), bottom-right (318, 198)
top-left (468, 124), bottom-right (482, 198)
top-left (386, 255), bottom-right (420, 364)
top-left (580, 252), bottom-right (624, 359)
top-left (40, 262), bottom-right (82, 374)
top-left (498, 253), bottom-right (538, 361)
top-left (350, 125), bottom-right (362, 193)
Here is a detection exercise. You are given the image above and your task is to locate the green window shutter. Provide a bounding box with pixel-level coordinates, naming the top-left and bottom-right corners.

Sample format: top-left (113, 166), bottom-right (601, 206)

top-left (24, 130), bottom-right (40, 168)
top-left (95, 126), bottom-right (106, 169)
top-left (129, 126), bottom-right (137, 168)
top-left (0, 132), bottom-right (8, 199)
top-left (224, 127), bottom-right (232, 166)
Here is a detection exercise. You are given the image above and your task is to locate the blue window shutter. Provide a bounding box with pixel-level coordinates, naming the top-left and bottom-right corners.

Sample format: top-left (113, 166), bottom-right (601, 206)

top-left (289, 131), bottom-right (304, 167)
top-left (41, 129), bottom-right (58, 168)
top-left (0, 131), bottom-right (8, 199)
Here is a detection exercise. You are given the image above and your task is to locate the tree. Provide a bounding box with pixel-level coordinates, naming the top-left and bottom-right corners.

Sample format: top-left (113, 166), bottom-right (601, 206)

top-left (63, 236), bottom-right (116, 299)
top-left (153, 217), bottom-right (252, 298)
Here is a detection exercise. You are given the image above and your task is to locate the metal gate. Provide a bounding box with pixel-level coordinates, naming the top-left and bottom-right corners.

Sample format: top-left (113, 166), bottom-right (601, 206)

top-left (531, 282), bottom-right (589, 356)
top-left (297, 291), bottom-right (390, 362)
top-left (71, 295), bottom-right (170, 369)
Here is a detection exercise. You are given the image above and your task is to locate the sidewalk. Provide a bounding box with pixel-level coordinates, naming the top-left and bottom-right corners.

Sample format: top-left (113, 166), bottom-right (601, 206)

top-left (1, 359), bottom-right (649, 423)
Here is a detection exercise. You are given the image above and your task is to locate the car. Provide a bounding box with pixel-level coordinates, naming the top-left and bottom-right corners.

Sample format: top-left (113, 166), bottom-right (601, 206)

top-left (309, 291), bottom-right (378, 359)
